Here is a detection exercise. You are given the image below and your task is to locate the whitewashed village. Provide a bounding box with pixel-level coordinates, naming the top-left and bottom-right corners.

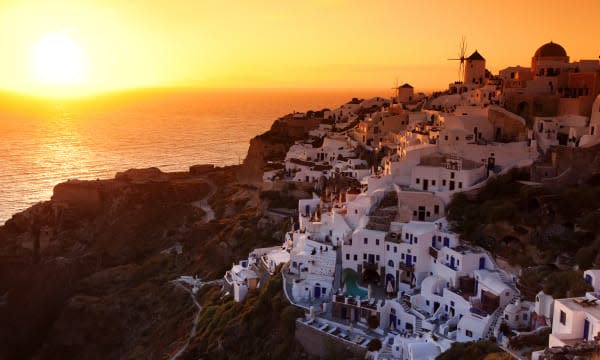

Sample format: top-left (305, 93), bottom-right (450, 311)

top-left (221, 41), bottom-right (600, 359)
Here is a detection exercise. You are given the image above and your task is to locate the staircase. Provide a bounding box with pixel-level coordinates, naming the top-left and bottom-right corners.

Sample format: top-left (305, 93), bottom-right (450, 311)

top-left (415, 318), bottom-right (423, 332)
top-left (377, 342), bottom-right (395, 360)
top-left (485, 295), bottom-right (519, 339)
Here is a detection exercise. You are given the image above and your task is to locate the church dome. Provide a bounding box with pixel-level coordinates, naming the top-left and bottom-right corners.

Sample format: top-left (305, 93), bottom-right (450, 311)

top-left (534, 42), bottom-right (567, 58)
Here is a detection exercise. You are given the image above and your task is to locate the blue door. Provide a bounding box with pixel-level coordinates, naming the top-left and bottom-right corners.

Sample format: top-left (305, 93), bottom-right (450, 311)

top-left (450, 256), bottom-right (455, 268)
top-left (443, 237), bottom-right (449, 247)
top-left (314, 286), bottom-right (321, 299)
top-left (390, 314), bottom-right (397, 329)
top-left (479, 257), bottom-right (485, 269)
top-left (406, 255), bottom-right (412, 265)
top-left (584, 319), bottom-right (590, 340)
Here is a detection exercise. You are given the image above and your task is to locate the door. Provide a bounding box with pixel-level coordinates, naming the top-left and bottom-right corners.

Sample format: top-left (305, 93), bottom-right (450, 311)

top-left (406, 255), bottom-right (412, 266)
top-left (450, 256), bottom-right (455, 268)
top-left (390, 314), bottom-right (397, 330)
top-left (423, 179), bottom-right (428, 191)
top-left (314, 285), bottom-right (321, 299)
top-left (449, 181), bottom-right (455, 191)
top-left (479, 257), bottom-right (486, 270)
top-left (443, 237), bottom-right (450, 247)
top-left (418, 206), bottom-right (426, 221)
top-left (584, 319), bottom-right (590, 340)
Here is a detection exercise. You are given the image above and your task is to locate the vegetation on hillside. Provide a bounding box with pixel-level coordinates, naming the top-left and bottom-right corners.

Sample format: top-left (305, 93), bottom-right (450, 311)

top-left (447, 168), bottom-right (600, 299)
top-left (185, 271), bottom-right (306, 359)
top-left (436, 340), bottom-right (503, 360)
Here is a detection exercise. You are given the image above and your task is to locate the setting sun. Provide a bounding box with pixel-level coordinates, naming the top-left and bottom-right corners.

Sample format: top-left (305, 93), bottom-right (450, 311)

top-left (30, 31), bottom-right (87, 86)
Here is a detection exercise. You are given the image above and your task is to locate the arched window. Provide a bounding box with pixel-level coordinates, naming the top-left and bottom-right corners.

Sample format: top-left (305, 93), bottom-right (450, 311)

top-left (388, 260), bottom-right (394, 267)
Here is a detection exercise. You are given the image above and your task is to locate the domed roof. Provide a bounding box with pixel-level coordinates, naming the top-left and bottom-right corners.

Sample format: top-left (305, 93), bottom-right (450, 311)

top-left (534, 41), bottom-right (567, 58)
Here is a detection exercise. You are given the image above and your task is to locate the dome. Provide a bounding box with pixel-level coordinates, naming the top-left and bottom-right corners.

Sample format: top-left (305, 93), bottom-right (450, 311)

top-left (534, 41), bottom-right (567, 58)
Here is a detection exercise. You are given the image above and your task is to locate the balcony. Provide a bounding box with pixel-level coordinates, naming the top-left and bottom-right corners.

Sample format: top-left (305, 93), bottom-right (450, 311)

top-left (398, 261), bottom-right (414, 272)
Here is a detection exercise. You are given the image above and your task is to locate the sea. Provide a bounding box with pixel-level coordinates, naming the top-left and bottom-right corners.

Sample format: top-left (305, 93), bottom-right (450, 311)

top-left (0, 88), bottom-right (385, 223)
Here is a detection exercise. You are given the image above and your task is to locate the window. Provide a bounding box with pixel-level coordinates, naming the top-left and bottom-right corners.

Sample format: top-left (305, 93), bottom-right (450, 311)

top-left (394, 246), bottom-right (397, 253)
top-left (442, 179), bottom-right (446, 186)
top-left (457, 260), bottom-right (460, 266)
top-left (426, 300), bottom-right (430, 306)
top-left (364, 238), bottom-right (368, 244)
top-left (560, 310), bottom-right (566, 325)
top-left (363, 253), bottom-right (367, 260)
top-left (450, 301), bottom-right (455, 306)
top-left (434, 205), bottom-right (439, 214)
top-left (355, 209), bottom-right (358, 214)
top-left (504, 314), bottom-right (508, 320)
top-left (414, 237), bottom-right (418, 243)
top-left (523, 313), bottom-right (528, 320)
top-left (353, 254), bottom-right (358, 261)
top-left (432, 180), bottom-right (436, 186)
top-left (416, 178), bottom-right (420, 184)
top-left (455, 136), bottom-right (459, 141)
top-left (465, 330), bottom-right (473, 337)
top-left (458, 182), bottom-right (463, 189)
top-left (376, 239), bottom-right (380, 245)
top-left (386, 244), bottom-right (390, 251)
top-left (516, 315), bottom-right (519, 321)
top-left (346, 254), bottom-right (349, 260)
top-left (376, 255), bottom-right (380, 261)
top-left (405, 233), bottom-right (409, 239)
top-left (401, 253), bottom-right (405, 259)
top-left (444, 135), bottom-right (448, 141)
top-left (426, 211), bottom-right (430, 217)
top-left (413, 256), bottom-right (417, 263)
top-left (388, 260), bottom-right (394, 267)
top-left (450, 172), bottom-right (455, 179)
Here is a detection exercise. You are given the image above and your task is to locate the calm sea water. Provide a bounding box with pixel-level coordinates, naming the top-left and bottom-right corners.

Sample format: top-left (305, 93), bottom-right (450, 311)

top-left (0, 88), bottom-right (384, 223)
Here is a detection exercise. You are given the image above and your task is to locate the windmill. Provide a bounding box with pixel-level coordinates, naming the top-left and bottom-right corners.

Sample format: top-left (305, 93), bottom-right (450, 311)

top-left (448, 36), bottom-right (468, 83)
top-left (390, 78), bottom-right (400, 103)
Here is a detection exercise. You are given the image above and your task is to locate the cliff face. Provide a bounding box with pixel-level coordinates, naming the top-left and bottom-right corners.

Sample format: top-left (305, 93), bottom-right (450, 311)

top-left (238, 116), bottom-right (320, 184)
top-left (0, 165), bottom-right (290, 360)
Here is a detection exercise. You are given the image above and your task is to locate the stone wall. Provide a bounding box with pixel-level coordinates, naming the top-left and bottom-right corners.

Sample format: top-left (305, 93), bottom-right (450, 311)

top-left (295, 321), bottom-right (367, 358)
top-left (488, 106), bottom-right (528, 142)
top-left (530, 143), bottom-right (600, 185)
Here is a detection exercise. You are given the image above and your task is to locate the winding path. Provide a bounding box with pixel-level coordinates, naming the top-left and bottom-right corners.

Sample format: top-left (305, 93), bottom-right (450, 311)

top-left (191, 177), bottom-right (217, 222)
top-left (168, 278), bottom-right (223, 360)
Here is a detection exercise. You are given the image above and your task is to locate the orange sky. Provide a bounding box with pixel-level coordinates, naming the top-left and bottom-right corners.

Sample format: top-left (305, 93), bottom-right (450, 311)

top-left (1, 0), bottom-right (599, 97)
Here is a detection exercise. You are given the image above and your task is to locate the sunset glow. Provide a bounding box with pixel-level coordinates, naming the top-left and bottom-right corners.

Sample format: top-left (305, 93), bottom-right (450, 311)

top-left (30, 31), bottom-right (87, 85)
top-left (1, 0), bottom-right (599, 97)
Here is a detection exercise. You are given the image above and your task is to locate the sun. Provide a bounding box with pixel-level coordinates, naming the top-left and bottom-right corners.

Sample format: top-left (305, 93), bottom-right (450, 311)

top-left (30, 31), bottom-right (88, 86)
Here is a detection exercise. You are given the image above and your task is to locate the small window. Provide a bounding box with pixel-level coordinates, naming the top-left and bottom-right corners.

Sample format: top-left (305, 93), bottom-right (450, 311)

top-left (364, 238), bottom-right (368, 244)
top-left (346, 254), bottom-right (350, 260)
top-left (401, 253), bottom-right (405, 259)
top-left (426, 300), bottom-right (430, 306)
top-left (353, 254), bottom-right (358, 261)
top-left (386, 244), bottom-right (390, 251)
top-left (432, 180), bottom-right (436, 186)
top-left (414, 237), bottom-right (418, 243)
top-left (434, 205), bottom-right (439, 214)
top-left (416, 178), bottom-right (420, 184)
top-left (451, 172), bottom-right (455, 179)
top-left (466, 330), bottom-right (473, 337)
top-left (413, 256), bottom-right (417, 263)
top-left (394, 246), bottom-right (397, 253)
top-left (363, 253), bottom-right (367, 260)
top-left (444, 135), bottom-right (448, 141)
top-left (455, 136), bottom-right (459, 141)
top-left (405, 233), bottom-right (409, 239)
top-left (388, 260), bottom-right (394, 267)
top-left (426, 211), bottom-right (431, 217)
top-left (523, 313), bottom-right (528, 320)
top-left (560, 310), bottom-right (566, 325)
top-left (459, 182), bottom-right (463, 189)
top-left (442, 179), bottom-right (446, 186)
top-left (376, 255), bottom-right (380, 261)
top-left (450, 301), bottom-right (454, 306)
top-left (376, 239), bottom-right (380, 245)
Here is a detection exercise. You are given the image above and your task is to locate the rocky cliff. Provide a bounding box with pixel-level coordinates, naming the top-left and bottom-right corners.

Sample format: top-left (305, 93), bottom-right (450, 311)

top-left (238, 115), bottom-right (321, 184)
top-left (0, 163), bottom-right (296, 360)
